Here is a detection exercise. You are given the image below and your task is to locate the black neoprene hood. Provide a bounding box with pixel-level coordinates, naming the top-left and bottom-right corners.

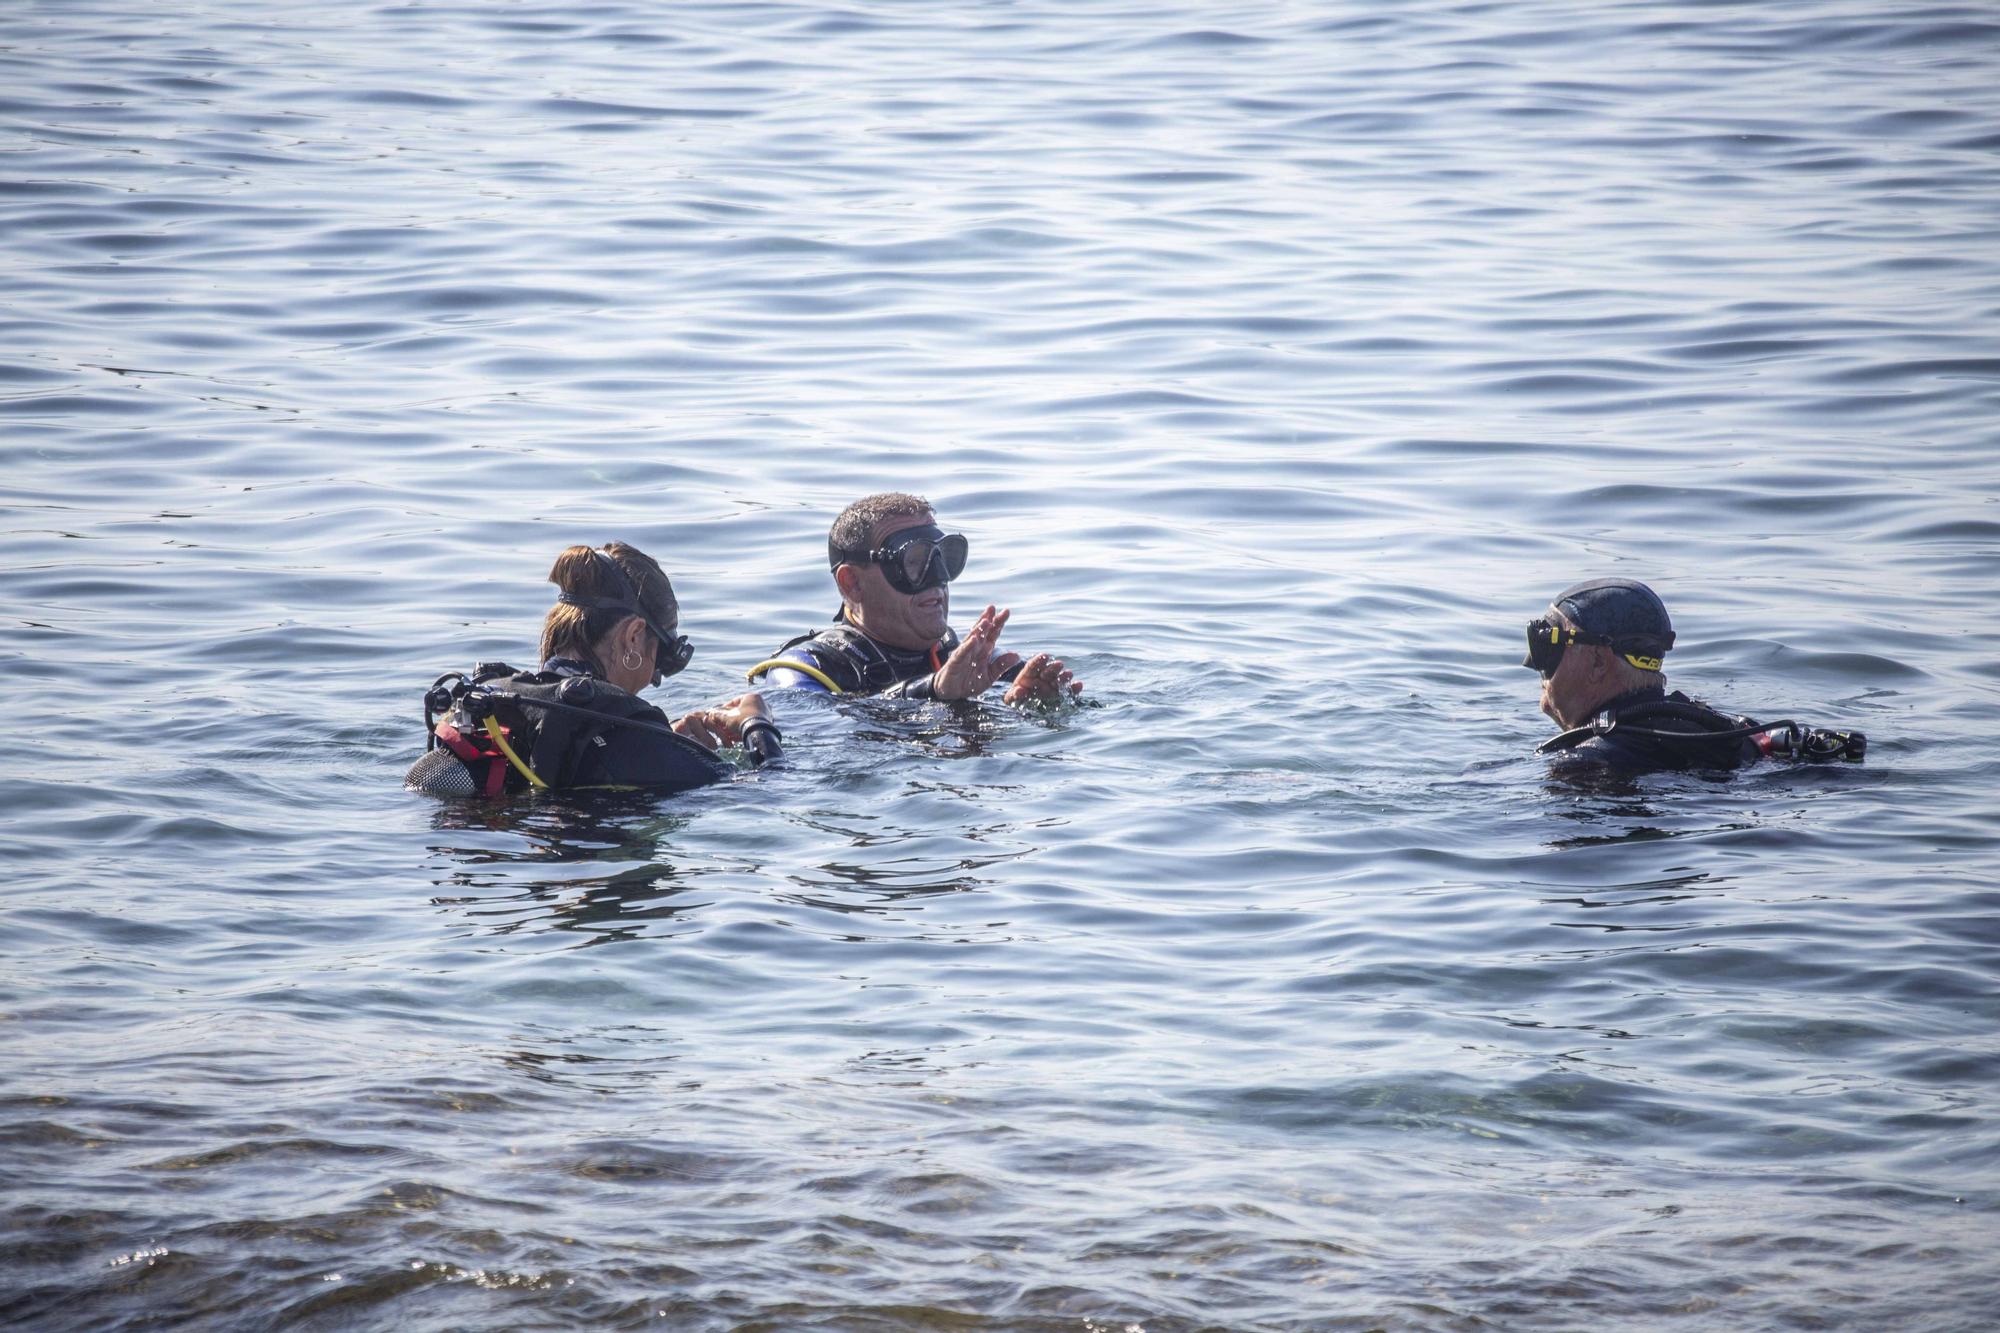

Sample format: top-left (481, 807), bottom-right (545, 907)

top-left (1552, 577), bottom-right (1676, 655)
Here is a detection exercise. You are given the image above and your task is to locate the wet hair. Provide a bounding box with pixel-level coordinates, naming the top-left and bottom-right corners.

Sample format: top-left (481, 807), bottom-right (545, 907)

top-left (539, 542), bottom-right (677, 672)
top-left (828, 492), bottom-right (932, 570)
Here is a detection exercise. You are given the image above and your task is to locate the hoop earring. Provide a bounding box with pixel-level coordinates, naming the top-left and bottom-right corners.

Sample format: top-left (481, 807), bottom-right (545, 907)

top-left (622, 650), bottom-right (643, 670)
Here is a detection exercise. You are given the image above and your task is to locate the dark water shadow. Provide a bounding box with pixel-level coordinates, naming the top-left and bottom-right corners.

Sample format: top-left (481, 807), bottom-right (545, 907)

top-left (1538, 758), bottom-right (1879, 850)
top-left (420, 791), bottom-right (710, 945)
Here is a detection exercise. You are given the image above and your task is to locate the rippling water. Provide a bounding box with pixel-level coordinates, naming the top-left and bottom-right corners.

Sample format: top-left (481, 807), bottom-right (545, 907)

top-left (5, 0), bottom-right (1999, 1327)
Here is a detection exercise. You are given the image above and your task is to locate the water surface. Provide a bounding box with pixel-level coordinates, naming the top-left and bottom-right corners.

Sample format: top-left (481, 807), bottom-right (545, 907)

top-left (4, 1), bottom-right (1999, 1328)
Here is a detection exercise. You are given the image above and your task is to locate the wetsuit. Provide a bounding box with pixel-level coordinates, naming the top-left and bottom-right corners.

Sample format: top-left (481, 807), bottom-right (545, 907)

top-left (406, 657), bottom-right (731, 796)
top-left (1545, 684), bottom-right (1765, 772)
top-left (750, 611), bottom-right (966, 699)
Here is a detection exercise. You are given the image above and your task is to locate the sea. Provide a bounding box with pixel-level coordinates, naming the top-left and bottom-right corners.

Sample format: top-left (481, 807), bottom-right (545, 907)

top-left (4, 1), bottom-right (1998, 1328)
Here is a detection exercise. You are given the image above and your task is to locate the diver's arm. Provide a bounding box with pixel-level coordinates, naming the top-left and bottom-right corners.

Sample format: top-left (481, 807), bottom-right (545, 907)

top-left (882, 673), bottom-right (938, 700)
top-left (751, 646), bottom-right (838, 694)
top-left (925, 605), bottom-right (1023, 701)
top-left (759, 666), bottom-right (832, 693)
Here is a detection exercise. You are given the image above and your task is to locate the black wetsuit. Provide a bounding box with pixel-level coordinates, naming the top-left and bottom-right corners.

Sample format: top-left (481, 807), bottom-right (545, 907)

top-left (406, 657), bottom-right (731, 796)
top-left (751, 612), bottom-right (965, 699)
top-left (1545, 684), bottom-right (1766, 772)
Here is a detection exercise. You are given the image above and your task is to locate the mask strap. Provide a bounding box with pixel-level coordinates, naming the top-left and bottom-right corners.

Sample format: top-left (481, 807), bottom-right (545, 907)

top-left (555, 551), bottom-right (678, 669)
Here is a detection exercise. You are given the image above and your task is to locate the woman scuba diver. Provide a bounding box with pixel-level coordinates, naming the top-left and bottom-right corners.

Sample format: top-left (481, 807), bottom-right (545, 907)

top-left (405, 542), bottom-right (778, 798)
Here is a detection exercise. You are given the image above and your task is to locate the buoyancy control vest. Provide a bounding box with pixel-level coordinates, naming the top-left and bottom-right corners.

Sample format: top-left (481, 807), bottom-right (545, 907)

top-left (405, 661), bottom-right (735, 797)
top-left (749, 613), bottom-right (964, 698)
top-left (1537, 685), bottom-right (1866, 771)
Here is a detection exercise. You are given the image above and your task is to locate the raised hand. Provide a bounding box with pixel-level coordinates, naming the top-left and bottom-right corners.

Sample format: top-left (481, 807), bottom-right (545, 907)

top-left (929, 605), bottom-right (1023, 701)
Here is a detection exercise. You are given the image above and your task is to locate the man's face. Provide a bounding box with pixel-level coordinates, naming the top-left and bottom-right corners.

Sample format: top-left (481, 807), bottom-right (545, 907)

top-left (1539, 610), bottom-right (1610, 728)
top-left (845, 510), bottom-right (950, 650)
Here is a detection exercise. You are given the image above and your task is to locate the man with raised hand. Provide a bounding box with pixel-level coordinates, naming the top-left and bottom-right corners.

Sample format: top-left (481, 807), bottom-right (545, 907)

top-left (750, 492), bottom-right (1082, 704)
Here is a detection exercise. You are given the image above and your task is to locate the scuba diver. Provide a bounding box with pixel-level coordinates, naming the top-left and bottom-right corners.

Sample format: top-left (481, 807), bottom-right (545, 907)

top-left (747, 492), bottom-right (1084, 704)
top-left (406, 542), bottom-right (779, 798)
top-left (1524, 577), bottom-right (1865, 771)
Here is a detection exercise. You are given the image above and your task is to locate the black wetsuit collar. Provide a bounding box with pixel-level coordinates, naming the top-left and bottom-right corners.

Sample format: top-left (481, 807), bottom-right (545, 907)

top-left (1595, 682), bottom-right (1667, 720)
top-left (757, 608), bottom-right (957, 697)
top-left (832, 607), bottom-right (951, 678)
top-left (1537, 684), bottom-right (1667, 755)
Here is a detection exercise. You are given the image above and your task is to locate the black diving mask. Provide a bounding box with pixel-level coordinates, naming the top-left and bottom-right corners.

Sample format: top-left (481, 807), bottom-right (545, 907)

top-left (1524, 616), bottom-right (1596, 677)
top-left (1523, 615), bottom-right (1664, 677)
top-left (648, 622), bottom-right (695, 683)
top-left (855, 524), bottom-right (968, 595)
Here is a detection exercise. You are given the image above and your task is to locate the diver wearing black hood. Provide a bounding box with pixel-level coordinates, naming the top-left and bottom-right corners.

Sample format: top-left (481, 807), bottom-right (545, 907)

top-left (1522, 578), bottom-right (1864, 771)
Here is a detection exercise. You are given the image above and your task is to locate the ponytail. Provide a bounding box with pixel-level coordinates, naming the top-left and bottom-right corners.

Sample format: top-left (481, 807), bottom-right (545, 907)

top-left (538, 542), bottom-right (678, 673)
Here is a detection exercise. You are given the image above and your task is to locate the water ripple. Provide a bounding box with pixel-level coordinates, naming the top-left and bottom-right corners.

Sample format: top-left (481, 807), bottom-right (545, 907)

top-left (4, 0), bottom-right (1999, 1328)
